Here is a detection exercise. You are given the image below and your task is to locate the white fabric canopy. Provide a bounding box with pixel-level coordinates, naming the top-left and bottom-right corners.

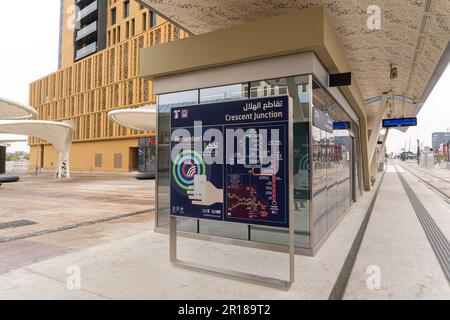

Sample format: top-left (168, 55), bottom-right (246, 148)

top-left (108, 105), bottom-right (156, 132)
top-left (0, 97), bottom-right (38, 120)
top-left (0, 120), bottom-right (73, 178)
top-left (0, 120), bottom-right (72, 153)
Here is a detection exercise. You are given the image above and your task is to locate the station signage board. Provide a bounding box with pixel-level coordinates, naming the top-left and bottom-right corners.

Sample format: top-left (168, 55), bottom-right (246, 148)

top-left (170, 96), bottom-right (290, 228)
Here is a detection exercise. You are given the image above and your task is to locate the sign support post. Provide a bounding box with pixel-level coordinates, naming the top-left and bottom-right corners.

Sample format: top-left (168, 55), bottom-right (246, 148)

top-left (169, 214), bottom-right (294, 288)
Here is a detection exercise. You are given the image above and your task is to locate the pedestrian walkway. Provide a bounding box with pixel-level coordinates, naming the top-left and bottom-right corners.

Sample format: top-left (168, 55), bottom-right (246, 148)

top-left (0, 173), bottom-right (154, 239)
top-left (344, 164), bottom-right (450, 299)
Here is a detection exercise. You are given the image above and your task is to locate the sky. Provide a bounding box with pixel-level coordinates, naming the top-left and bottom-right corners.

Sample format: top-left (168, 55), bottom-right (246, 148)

top-left (0, 0), bottom-right (60, 152)
top-left (0, 1), bottom-right (448, 155)
top-left (385, 63), bottom-right (450, 154)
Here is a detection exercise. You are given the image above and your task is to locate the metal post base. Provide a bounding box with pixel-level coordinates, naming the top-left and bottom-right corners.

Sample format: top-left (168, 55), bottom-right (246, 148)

top-left (169, 216), bottom-right (294, 290)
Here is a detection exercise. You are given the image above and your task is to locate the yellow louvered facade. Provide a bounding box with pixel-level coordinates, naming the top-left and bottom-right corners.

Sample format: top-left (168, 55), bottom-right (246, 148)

top-left (29, 0), bottom-right (188, 172)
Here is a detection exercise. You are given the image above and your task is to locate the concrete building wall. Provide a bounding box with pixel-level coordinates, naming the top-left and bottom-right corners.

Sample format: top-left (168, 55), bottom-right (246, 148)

top-left (60, 0), bottom-right (76, 69)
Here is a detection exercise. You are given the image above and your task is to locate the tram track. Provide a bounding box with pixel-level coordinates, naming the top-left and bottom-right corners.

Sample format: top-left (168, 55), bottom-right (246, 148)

top-left (398, 163), bottom-right (450, 202)
top-left (403, 163), bottom-right (450, 183)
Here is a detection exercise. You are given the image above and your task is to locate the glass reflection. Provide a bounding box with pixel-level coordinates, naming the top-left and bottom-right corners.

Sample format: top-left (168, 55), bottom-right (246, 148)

top-left (157, 90), bottom-right (199, 232)
top-left (249, 75), bottom-right (310, 248)
top-left (200, 84), bottom-right (248, 103)
top-left (155, 75), bottom-right (359, 250)
top-left (198, 83), bottom-right (250, 241)
top-left (311, 78), bottom-right (357, 246)
top-left (312, 126), bottom-right (327, 244)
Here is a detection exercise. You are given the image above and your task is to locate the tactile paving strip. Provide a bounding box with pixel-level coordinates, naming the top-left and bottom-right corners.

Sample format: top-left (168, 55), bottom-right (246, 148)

top-left (328, 171), bottom-right (386, 300)
top-left (396, 167), bottom-right (450, 283)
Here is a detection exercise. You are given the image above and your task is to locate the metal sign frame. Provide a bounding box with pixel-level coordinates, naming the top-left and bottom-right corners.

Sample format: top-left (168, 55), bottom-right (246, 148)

top-left (169, 97), bottom-right (295, 289)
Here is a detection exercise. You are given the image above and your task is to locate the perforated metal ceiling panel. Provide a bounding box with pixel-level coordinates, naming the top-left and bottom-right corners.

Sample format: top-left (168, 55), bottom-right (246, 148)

top-left (139, 0), bottom-right (450, 118)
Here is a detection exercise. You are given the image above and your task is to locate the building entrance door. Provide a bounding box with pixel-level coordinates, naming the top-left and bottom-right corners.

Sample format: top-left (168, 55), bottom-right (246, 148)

top-left (129, 147), bottom-right (139, 172)
top-left (40, 145), bottom-right (45, 171)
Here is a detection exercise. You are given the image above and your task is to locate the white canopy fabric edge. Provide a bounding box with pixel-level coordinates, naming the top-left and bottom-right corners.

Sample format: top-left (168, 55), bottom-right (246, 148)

top-left (0, 97), bottom-right (38, 120)
top-left (0, 120), bottom-right (73, 178)
top-left (0, 120), bottom-right (73, 153)
top-left (0, 138), bottom-right (28, 147)
top-left (108, 105), bottom-right (157, 132)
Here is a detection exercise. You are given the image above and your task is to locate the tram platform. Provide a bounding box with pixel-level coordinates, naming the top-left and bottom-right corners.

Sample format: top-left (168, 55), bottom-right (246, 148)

top-left (344, 163), bottom-right (450, 299)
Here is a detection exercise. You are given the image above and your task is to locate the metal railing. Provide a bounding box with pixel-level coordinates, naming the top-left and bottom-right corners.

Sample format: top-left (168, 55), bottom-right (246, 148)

top-left (75, 42), bottom-right (97, 60)
top-left (76, 21), bottom-right (97, 41)
top-left (77, 0), bottom-right (97, 22)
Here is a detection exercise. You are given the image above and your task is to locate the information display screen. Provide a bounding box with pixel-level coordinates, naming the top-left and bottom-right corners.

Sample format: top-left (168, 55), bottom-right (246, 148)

top-left (382, 117), bottom-right (417, 128)
top-left (333, 122), bottom-right (351, 130)
top-left (170, 96), bottom-right (290, 228)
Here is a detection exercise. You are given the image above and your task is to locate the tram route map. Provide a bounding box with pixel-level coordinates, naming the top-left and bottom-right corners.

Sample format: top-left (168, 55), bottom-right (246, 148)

top-left (224, 123), bottom-right (288, 226)
top-left (170, 96), bottom-right (290, 228)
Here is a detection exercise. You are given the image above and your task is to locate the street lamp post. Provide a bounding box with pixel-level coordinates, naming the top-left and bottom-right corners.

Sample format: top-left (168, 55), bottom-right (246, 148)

top-left (417, 139), bottom-right (420, 165)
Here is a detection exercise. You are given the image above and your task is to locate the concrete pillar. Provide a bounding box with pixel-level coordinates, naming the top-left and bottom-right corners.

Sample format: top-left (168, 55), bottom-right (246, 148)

top-left (367, 95), bottom-right (388, 165)
top-left (370, 154), bottom-right (377, 184)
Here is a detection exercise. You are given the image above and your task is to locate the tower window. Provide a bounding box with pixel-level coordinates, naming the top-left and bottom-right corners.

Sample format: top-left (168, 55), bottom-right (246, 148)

top-left (143, 13), bottom-right (147, 31)
top-left (124, 1), bottom-right (130, 18)
top-left (111, 8), bottom-right (117, 25)
top-left (150, 11), bottom-right (156, 28)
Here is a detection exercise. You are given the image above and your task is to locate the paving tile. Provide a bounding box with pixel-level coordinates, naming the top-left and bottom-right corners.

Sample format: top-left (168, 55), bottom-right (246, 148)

top-left (0, 239), bottom-right (72, 274)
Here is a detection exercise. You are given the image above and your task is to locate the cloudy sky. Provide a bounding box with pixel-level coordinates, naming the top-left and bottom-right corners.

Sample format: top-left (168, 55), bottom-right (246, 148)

top-left (0, 1), bottom-right (449, 154)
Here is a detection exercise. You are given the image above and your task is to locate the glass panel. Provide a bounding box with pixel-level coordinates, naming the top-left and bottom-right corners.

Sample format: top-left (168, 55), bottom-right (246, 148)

top-left (199, 221), bottom-right (248, 240)
top-left (249, 79), bottom-right (288, 98)
top-left (249, 75), bottom-right (311, 248)
top-left (342, 133), bottom-right (351, 211)
top-left (138, 138), bottom-right (157, 173)
top-left (311, 126), bottom-right (327, 246)
top-left (198, 83), bottom-right (250, 240)
top-left (158, 90), bottom-right (199, 108)
top-left (292, 76), bottom-right (310, 247)
top-left (156, 76), bottom-right (316, 249)
top-left (145, 146), bottom-right (156, 173)
top-left (353, 136), bottom-right (360, 199)
top-left (200, 84), bottom-right (248, 103)
top-left (138, 146), bottom-right (145, 172)
top-left (334, 130), bottom-right (346, 218)
top-left (336, 130), bottom-right (352, 216)
top-left (353, 127), bottom-right (364, 197)
top-left (326, 132), bottom-right (338, 227)
top-left (311, 78), bottom-right (360, 246)
top-left (157, 90), bottom-right (199, 232)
